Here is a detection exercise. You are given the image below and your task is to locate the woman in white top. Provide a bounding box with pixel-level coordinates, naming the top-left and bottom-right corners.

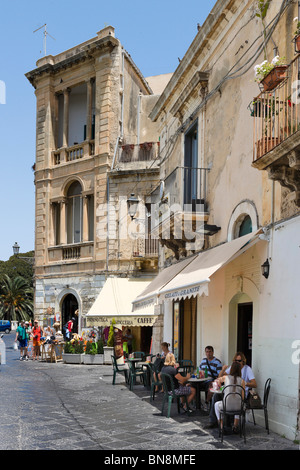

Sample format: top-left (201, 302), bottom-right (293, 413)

top-left (214, 361), bottom-right (245, 433)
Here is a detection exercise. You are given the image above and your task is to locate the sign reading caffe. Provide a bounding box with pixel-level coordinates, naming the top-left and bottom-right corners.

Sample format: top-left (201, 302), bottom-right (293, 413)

top-left (86, 315), bottom-right (158, 327)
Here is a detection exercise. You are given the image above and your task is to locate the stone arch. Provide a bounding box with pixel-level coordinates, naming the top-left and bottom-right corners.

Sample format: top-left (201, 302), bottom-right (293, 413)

top-left (227, 200), bottom-right (258, 241)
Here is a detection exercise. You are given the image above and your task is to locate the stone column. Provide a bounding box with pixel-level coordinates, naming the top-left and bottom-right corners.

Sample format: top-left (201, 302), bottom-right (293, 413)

top-left (63, 88), bottom-right (70, 148)
top-left (86, 79), bottom-right (94, 141)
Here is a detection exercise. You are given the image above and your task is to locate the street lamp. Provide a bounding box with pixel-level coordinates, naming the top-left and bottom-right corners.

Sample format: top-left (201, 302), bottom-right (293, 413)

top-left (13, 242), bottom-right (20, 256)
top-left (12, 242), bottom-right (34, 265)
top-left (127, 193), bottom-right (139, 220)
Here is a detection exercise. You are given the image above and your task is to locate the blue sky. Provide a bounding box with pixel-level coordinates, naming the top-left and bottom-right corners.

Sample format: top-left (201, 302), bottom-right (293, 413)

top-left (0, 0), bottom-right (216, 261)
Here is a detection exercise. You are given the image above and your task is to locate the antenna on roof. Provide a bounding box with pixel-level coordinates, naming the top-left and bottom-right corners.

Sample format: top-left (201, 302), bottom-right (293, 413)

top-left (33, 24), bottom-right (55, 56)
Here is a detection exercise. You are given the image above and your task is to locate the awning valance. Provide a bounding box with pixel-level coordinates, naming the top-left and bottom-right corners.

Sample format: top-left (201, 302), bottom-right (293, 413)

top-left (132, 255), bottom-right (197, 311)
top-left (133, 230), bottom-right (262, 307)
top-left (86, 277), bottom-right (157, 327)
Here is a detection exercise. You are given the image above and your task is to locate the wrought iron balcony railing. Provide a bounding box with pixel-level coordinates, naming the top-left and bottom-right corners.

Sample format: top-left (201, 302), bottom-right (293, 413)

top-left (252, 56), bottom-right (300, 161)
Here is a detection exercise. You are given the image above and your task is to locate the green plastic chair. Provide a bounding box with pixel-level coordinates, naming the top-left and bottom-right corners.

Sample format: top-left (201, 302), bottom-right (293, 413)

top-left (178, 359), bottom-right (194, 376)
top-left (160, 373), bottom-right (190, 418)
top-left (148, 363), bottom-right (163, 401)
top-left (127, 359), bottom-right (147, 391)
top-left (111, 355), bottom-right (129, 385)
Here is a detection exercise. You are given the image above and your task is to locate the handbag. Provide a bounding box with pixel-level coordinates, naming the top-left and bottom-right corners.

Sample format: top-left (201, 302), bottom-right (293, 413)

top-left (248, 390), bottom-right (262, 408)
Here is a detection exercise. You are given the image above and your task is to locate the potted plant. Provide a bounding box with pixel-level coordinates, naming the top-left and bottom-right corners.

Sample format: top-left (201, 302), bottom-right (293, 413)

top-left (103, 319), bottom-right (115, 364)
top-left (83, 338), bottom-right (104, 365)
top-left (62, 338), bottom-right (85, 364)
top-left (293, 17), bottom-right (300, 53)
top-left (254, 56), bottom-right (288, 92)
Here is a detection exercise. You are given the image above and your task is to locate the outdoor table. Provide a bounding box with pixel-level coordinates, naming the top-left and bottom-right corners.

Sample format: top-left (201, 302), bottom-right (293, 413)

top-left (188, 377), bottom-right (211, 410)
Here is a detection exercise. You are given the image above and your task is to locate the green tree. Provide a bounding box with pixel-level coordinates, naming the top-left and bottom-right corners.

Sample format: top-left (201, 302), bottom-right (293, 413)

top-left (0, 251), bottom-right (34, 287)
top-left (0, 274), bottom-right (34, 322)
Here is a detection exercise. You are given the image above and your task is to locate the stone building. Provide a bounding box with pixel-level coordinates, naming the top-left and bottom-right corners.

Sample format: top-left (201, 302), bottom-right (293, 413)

top-left (133, 0), bottom-right (300, 440)
top-left (26, 26), bottom-right (169, 351)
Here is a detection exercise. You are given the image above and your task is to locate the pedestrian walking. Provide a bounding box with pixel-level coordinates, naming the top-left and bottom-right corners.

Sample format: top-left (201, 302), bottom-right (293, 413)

top-left (15, 320), bottom-right (28, 361)
top-left (32, 320), bottom-right (44, 361)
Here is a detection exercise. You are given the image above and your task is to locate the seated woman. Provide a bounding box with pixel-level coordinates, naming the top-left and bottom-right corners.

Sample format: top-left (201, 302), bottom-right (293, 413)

top-left (161, 353), bottom-right (196, 411)
top-left (153, 342), bottom-right (171, 392)
top-left (214, 361), bottom-right (245, 433)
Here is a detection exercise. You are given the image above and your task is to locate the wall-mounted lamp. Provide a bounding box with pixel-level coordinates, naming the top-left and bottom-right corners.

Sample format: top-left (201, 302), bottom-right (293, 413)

top-left (127, 193), bottom-right (139, 220)
top-left (261, 259), bottom-right (270, 279)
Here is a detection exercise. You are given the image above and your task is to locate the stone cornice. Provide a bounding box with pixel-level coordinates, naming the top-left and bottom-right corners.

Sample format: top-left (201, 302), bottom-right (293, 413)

top-left (149, 0), bottom-right (241, 121)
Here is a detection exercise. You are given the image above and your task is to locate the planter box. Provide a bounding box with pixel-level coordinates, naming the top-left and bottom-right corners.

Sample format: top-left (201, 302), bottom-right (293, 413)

top-left (62, 353), bottom-right (84, 364)
top-left (103, 346), bottom-right (114, 364)
top-left (260, 65), bottom-right (288, 92)
top-left (83, 354), bottom-right (104, 365)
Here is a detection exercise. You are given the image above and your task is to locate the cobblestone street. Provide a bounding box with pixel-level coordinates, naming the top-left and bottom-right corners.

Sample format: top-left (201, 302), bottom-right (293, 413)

top-left (0, 333), bottom-right (298, 454)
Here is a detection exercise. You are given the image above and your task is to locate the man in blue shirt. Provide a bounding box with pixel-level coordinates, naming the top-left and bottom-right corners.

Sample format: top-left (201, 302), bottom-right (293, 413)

top-left (199, 346), bottom-right (222, 408)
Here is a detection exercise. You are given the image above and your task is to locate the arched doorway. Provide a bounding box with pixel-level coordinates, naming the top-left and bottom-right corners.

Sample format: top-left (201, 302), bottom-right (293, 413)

top-left (61, 294), bottom-right (79, 336)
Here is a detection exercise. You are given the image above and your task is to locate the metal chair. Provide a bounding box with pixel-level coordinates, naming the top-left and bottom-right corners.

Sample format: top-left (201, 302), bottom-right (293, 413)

top-left (248, 378), bottom-right (271, 433)
top-left (160, 373), bottom-right (190, 418)
top-left (111, 355), bottom-right (129, 385)
top-left (218, 384), bottom-right (246, 443)
top-left (127, 359), bottom-right (147, 391)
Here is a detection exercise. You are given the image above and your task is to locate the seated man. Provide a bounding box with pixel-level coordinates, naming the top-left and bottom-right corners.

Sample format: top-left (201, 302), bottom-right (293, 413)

top-left (206, 351), bottom-right (257, 429)
top-left (199, 346), bottom-right (222, 407)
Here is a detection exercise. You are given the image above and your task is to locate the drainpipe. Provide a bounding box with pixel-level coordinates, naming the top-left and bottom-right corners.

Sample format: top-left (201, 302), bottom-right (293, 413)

top-left (137, 91), bottom-right (142, 145)
top-left (120, 49), bottom-right (125, 141)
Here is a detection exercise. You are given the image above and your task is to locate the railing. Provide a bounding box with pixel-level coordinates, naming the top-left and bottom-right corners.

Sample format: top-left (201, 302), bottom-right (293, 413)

top-left (117, 142), bottom-right (160, 164)
top-left (63, 246), bottom-right (81, 260)
top-left (163, 166), bottom-right (209, 212)
top-left (52, 140), bottom-right (95, 165)
top-left (253, 56), bottom-right (300, 161)
top-left (132, 237), bottom-right (159, 258)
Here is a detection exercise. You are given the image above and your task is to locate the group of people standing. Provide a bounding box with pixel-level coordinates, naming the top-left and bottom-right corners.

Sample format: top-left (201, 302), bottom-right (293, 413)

top-left (15, 320), bottom-right (44, 361)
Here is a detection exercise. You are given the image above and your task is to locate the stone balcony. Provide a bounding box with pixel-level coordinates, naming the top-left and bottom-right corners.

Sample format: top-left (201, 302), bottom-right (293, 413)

top-left (52, 141), bottom-right (95, 166)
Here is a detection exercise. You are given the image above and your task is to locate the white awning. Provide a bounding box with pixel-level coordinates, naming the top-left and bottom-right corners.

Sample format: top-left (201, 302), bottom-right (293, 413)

top-left (159, 230), bottom-right (262, 302)
top-left (132, 255), bottom-right (197, 311)
top-left (86, 277), bottom-right (157, 327)
top-left (132, 230), bottom-right (262, 307)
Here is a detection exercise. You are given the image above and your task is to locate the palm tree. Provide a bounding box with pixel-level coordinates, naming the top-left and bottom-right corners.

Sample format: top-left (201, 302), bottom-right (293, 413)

top-left (0, 275), bottom-right (34, 322)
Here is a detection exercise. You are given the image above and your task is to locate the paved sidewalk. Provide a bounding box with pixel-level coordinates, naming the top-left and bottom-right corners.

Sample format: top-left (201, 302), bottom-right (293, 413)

top-left (0, 333), bottom-right (298, 451)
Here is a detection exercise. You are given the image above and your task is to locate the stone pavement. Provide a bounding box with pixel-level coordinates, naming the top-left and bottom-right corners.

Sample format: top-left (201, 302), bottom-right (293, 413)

top-left (0, 332), bottom-right (298, 452)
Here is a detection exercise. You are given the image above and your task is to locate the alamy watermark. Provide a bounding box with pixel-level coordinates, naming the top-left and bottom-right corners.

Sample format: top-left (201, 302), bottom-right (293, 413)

top-left (0, 80), bottom-right (6, 104)
top-left (291, 340), bottom-right (300, 365)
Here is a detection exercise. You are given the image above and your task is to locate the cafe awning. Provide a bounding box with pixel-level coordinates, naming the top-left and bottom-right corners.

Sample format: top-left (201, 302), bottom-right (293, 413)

top-left (132, 254), bottom-right (197, 311)
top-left (132, 230), bottom-right (262, 307)
top-left (86, 277), bottom-right (158, 327)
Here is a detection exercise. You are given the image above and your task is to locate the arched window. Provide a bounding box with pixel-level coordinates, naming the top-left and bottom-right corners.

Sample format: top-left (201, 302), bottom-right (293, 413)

top-left (238, 215), bottom-right (252, 237)
top-left (67, 181), bottom-right (83, 244)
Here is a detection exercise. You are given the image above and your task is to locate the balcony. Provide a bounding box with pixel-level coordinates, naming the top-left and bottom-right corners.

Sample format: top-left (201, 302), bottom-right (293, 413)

top-left (48, 241), bottom-right (94, 262)
top-left (113, 142), bottom-right (160, 170)
top-left (151, 167), bottom-right (213, 259)
top-left (252, 56), bottom-right (300, 206)
top-left (132, 237), bottom-right (159, 270)
top-left (52, 141), bottom-right (95, 166)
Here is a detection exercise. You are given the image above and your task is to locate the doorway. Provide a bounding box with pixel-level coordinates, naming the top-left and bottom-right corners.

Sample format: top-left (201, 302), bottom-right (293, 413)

top-left (173, 297), bottom-right (197, 365)
top-left (61, 294), bottom-right (78, 335)
top-left (237, 302), bottom-right (253, 367)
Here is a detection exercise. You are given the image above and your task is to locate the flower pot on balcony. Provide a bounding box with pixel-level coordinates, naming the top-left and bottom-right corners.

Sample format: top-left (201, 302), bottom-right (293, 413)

top-left (259, 65), bottom-right (288, 92)
top-left (256, 137), bottom-right (280, 159)
top-left (293, 34), bottom-right (300, 53)
top-left (83, 354), bottom-right (104, 365)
